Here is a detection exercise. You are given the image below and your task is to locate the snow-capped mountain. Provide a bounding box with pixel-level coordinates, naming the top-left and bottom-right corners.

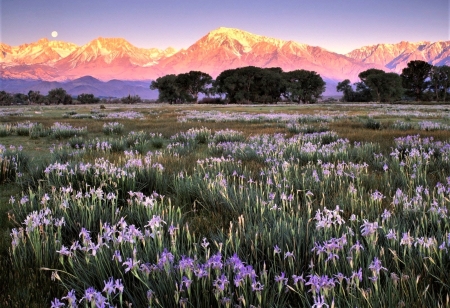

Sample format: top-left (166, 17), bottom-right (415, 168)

top-left (1, 38), bottom-right (78, 65)
top-left (346, 41), bottom-right (450, 72)
top-left (1, 27), bottom-right (448, 92)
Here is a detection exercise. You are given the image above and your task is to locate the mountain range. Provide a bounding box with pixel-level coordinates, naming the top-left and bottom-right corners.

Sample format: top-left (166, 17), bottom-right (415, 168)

top-left (1, 27), bottom-right (449, 97)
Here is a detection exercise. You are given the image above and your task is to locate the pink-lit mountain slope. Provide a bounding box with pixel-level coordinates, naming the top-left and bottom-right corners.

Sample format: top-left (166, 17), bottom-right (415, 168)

top-left (1, 38), bottom-right (78, 65)
top-left (346, 41), bottom-right (450, 73)
top-left (154, 27), bottom-right (386, 81)
top-left (1, 27), bottom-right (448, 85)
top-left (56, 37), bottom-right (177, 80)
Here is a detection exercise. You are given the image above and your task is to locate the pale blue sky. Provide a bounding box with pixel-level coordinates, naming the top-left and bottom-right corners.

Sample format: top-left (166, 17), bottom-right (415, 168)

top-left (1, 0), bottom-right (448, 54)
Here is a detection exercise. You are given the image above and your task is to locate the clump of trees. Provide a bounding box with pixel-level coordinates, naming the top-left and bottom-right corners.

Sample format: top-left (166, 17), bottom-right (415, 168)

top-left (150, 71), bottom-right (213, 104)
top-left (337, 60), bottom-right (450, 102)
top-left (0, 88), bottom-right (144, 106)
top-left (337, 69), bottom-right (403, 103)
top-left (151, 67), bottom-right (326, 104)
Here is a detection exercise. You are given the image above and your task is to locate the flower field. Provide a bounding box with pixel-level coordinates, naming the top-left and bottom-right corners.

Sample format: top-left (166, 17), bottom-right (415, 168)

top-left (1, 103), bottom-right (450, 307)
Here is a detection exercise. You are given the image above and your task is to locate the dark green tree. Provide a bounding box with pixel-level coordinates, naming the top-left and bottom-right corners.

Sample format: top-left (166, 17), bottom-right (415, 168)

top-left (214, 66), bottom-right (285, 104)
top-left (430, 65), bottom-right (450, 101)
top-left (28, 90), bottom-right (46, 105)
top-left (121, 95), bottom-right (142, 104)
top-left (358, 69), bottom-right (386, 84)
top-left (283, 69), bottom-right (325, 103)
top-left (48, 88), bottom-right (72, 105)
top-left (150, 74), bottom-right (181, 104)
top-left (255, 67), bottom-right (284, 103)
top-left (0, 91), bottom-right (14, 106)
top-left (176, 71), bottom-right (213, 103)
top-left (336, 79), bottom-right (354, 102)
top-left (214, 66), bottom-right (260, 103)
top-left (77, 93), bottom-right (100, 104)
top-left (361, 70), bottom-right (403, 102)
top-left (440, 66), bottom-right (450, 102)
top-left (13, 93), bottom-right (28, 105)
top-left (353, 81), bottom-right (372, 102)
top-left (401, 60), bottom-right (432, 101)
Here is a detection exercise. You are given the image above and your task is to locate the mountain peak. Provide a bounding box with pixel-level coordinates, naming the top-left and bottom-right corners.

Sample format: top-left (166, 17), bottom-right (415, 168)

top-left (37, 38), bottom-right (50, 44)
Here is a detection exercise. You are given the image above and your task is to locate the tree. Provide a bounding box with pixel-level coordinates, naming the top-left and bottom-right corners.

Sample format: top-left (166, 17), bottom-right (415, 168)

top-left (336, 79), bottom-right (354, 102)
top-left (401, 60), bottom-right (432, 101)
top-left (13, 93), bottom-right (28, 105)
top-left (214, 67), bottom-right (260, 103)
top-left (176, 71), bottom-right (213, 103)
top-left (358, 69), bottom-right (385, 84)
top-left (0, 91), bottom-right (13, 106)
top-left (28, 90), bottom-right (46, 105)
top-left (353, 81), bottom-right (372, 102)
top-left (48, 88), bottom-right (72, 105)
top-left (77, 93), bottom-right (100, 104)
top-left (430, 65), bottom-right (450, 101)
top-left (150, 74), bottom-right (181, 104)
top-left (283, 70), bottom-right (325, 103)
top-left (121, 95), bottom-right (142, 104)
top-left (361, 70), bottom-right (403, 102)
top-left (440, 66), bottom-right (450, 102)
top-left (255, 67), bottom-right (284, 103)
top-left (214, 66), bottom-right (285, 104)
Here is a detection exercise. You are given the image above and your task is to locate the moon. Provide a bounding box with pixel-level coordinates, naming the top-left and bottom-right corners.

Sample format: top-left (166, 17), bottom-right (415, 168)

top-left (51, 31), bottom-right (58, 38)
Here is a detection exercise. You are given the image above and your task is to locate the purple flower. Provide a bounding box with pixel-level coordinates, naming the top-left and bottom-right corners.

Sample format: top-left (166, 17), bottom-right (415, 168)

top-left (157, 248), bottom-right (174, 269)
top-left (275, 272), bottom-right (288, 285)
top-left (115, 279), bottom-right (124, 293)
top-left (400, 232), bottom-right (414, 246)
top-left (57, 245), bottom-right (72, 256)
top-left (79, 227), bottom-right (91, 240)
top-left (213, 274), bottom-right (229, 291)
top-left (227, 253), bottom-right (244, 270)
top-left (386, 229), bottom-right (397, 240)
top-left (206, 252), bottom-right (222, 270)
top-left (369, 257), bottom-right (387, 274)
top-left (292, 274), bottom-right (305, 285)
top-left (112, 250), bottom-right (122, 262)
top-left (273, 245), bottom-right (281, 254)
top-left (251, 281), bottom-right (264, 292)
top-left (284, 251), bottom-right (295, 259)
top-left (312, 294), bottom-right (329, 308)
top-left (51, 298), bottom-right (65, 308)
top-left (179, 255), bottom-right (195, 272)
top-left (360, 219), bottom-right (379, 237)
top-left (181, 276), bottom-right (193, 289)
top-left (103, 277), bottom-right (115, 294)
top-left (123, 257), bottom-right (140, 273)
top-left (350, 240), bottom-right (364, 253)
top-left (80, 287), bottom-right (97, 303)
top-left (62, 289), bottom-right (77, 307)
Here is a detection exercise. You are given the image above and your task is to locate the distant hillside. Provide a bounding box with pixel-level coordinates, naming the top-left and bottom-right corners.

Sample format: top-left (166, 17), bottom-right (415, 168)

top-left (0, 76), bottom-right (158, 99)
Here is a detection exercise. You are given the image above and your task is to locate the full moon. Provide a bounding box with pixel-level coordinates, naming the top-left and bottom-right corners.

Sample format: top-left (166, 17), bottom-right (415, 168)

top-left (51, 31), bottom-right (58, 38)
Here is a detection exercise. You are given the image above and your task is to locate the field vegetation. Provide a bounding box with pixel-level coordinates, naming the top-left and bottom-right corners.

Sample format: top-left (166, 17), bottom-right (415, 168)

top-left (1, 102), bottom-right (450, 307)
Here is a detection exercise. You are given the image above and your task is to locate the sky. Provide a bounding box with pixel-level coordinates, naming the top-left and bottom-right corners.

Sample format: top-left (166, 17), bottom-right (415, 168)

top-left (1, 0), bottom-right (448, 54)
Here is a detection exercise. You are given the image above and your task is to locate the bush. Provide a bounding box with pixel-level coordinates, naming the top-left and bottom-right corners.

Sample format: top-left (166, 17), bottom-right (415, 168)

top-left (198, 97), bottom-right (227, 104)
top-left (364, 118), bottom-right (382, 130)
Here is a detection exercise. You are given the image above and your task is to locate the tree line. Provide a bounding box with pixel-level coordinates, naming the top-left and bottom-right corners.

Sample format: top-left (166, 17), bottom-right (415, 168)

top-left (150, 66), bottom-right (326, 104)
top-left (337, 60), bottom-right (450, 102)
top-left (0, 88), bottom-right (145, 106)
top-left (2, 60), bottom-right (449, 106)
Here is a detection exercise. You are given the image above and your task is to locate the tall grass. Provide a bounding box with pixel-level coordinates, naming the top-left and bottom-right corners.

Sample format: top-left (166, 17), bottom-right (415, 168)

top-left (1, 103), bottom-right (450, 307)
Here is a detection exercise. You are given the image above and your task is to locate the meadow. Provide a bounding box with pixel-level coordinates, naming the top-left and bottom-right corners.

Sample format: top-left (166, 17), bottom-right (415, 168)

top-left (1, 102), bottom-right (450, 307)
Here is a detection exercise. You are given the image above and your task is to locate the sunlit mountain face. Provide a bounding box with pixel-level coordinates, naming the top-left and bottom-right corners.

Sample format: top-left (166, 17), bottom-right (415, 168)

top-left (1, 27), bottom-right (448, 94)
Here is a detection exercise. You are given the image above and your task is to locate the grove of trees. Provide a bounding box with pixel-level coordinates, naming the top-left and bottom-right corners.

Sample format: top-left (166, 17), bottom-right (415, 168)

top-left (0, 88), bottom-right (144, 106)
top-left (337, 60), bottom-right (450, 102)
top-left (151, 67), bottom-right (326, 104)
top-left (2, 60), bottom-right (450, 105)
